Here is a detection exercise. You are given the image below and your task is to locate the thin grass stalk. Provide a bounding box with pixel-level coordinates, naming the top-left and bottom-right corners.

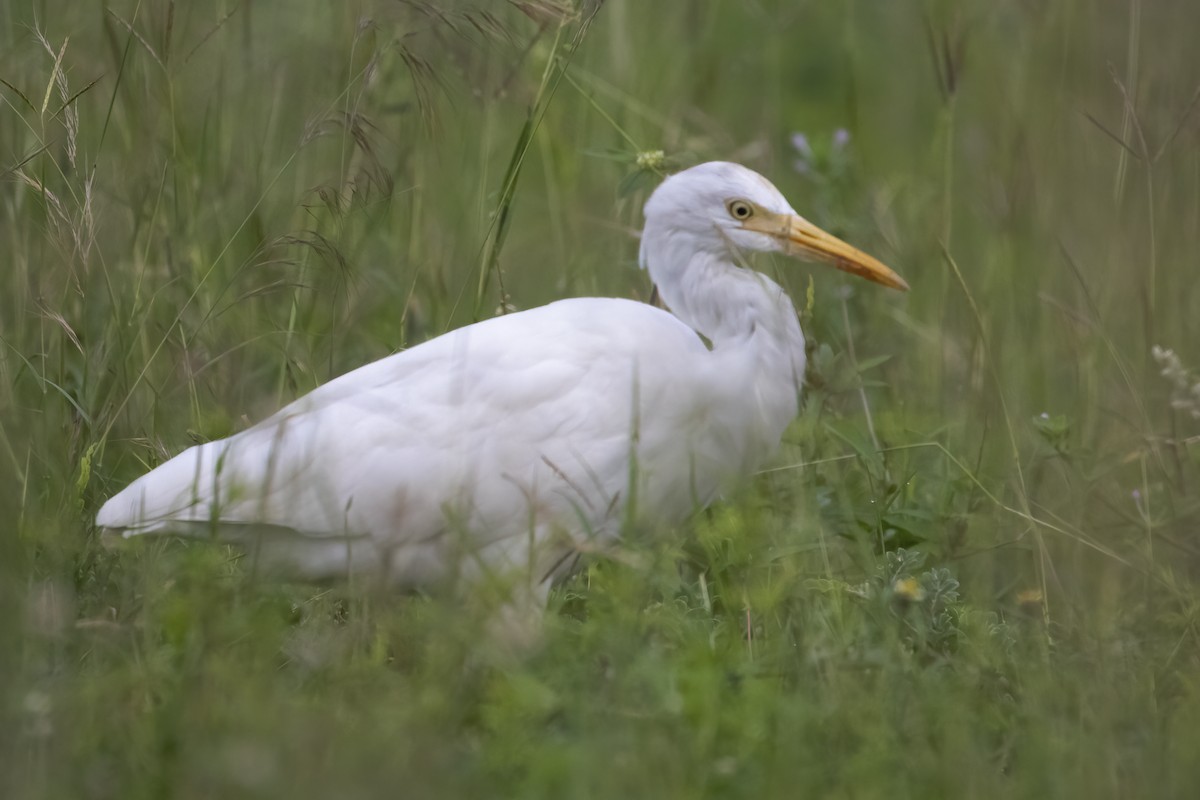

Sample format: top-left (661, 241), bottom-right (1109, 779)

top-left (941, 246), bottom-right (1052, 628)
top-left (471, 7), bottom-right (602, 319)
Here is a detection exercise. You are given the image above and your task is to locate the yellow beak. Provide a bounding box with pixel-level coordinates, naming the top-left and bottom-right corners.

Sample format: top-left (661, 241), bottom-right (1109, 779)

top-left (742, 210), bottom-right (909, 291)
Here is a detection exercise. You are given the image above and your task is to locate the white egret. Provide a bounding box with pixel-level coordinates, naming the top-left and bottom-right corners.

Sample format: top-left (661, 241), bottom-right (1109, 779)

top-left (97, 162), bottom-right (906, 635)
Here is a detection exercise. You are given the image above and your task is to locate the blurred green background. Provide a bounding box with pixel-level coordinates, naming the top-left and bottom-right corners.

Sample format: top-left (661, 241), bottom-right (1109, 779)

top-left (3, 1), bottom-right (1200, 796)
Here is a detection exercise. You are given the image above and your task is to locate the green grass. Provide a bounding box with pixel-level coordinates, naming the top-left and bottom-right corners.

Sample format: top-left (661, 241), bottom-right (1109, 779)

top-left (4, 1), bottom-right (1200, 797)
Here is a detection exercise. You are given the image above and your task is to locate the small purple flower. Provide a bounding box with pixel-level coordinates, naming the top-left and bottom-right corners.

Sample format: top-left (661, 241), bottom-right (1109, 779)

top-left (791, 133), bottom-right (813, 159)
top-left (832, 128), bottom-right (850, 151)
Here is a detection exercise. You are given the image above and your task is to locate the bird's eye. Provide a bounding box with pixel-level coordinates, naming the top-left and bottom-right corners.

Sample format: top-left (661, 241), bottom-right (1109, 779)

top-left (727, 200), bottom-right (754, 221)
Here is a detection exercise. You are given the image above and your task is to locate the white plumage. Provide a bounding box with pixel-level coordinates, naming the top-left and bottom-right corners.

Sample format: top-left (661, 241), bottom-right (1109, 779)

top-left (97, 161), bottom-right (906, 626)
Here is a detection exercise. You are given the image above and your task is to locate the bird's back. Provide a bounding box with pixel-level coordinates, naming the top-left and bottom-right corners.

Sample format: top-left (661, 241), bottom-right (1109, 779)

top-left (97, 297), bottom-right (741, 586)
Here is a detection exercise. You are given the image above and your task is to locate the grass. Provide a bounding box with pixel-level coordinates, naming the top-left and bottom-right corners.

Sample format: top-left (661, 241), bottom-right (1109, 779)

top-left (3, 0), bottom-right (1200, 796)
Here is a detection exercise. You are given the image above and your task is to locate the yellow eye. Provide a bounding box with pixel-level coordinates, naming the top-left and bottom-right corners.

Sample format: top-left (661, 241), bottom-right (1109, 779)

top-left (727, 199), bottom-right (754, 221)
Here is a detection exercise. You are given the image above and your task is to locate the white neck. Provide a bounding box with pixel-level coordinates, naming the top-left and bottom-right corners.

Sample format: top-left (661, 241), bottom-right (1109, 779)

top-left (640, 227), bottom-right (807, 459)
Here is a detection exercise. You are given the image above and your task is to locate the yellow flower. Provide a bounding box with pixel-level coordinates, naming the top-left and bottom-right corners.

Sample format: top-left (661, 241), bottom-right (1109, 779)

top-left (893, 577), bottom-right (925, 602)
top-left (1016, 589), bottom-right (1044, 607)
top-left (636, 150), bottom-right (666, 170)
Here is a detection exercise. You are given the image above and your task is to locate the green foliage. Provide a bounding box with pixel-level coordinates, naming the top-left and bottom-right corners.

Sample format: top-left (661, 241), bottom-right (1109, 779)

top-left (4, 0), bottom-right (1200, 797)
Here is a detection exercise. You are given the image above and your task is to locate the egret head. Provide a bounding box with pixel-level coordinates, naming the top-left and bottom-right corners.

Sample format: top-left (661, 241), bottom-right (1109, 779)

top-left (642, 161), bottom-right (908, 291)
